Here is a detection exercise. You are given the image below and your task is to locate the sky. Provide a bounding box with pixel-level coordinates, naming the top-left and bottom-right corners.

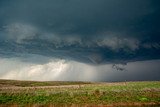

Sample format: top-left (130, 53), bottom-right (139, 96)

top-left (0, 0), bottom-right (160, 81)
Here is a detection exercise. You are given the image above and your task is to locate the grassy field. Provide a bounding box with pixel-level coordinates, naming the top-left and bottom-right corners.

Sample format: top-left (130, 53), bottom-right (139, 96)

top-left (0, 80), bottom-right (160, 107)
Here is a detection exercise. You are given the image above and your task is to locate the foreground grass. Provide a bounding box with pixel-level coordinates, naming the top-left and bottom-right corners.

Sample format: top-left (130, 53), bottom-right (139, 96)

top-left (0, 80), bottom-right (160, 106)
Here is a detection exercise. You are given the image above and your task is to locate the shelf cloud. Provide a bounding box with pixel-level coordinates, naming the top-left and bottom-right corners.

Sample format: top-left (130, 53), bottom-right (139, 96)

top-left (0, 0), bottom-right (160, 81)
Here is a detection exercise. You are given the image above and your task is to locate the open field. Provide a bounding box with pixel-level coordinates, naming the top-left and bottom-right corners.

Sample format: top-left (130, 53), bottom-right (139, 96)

top-left (0, 80), bottom-right (160, 107)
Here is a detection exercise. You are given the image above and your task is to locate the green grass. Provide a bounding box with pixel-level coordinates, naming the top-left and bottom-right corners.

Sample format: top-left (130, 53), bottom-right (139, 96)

top-left (0, 80), bottom-right (160, 106)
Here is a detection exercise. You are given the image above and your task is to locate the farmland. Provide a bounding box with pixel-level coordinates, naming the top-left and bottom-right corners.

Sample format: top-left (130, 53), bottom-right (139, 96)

top-left (0, 80), bottom-right (160, 107)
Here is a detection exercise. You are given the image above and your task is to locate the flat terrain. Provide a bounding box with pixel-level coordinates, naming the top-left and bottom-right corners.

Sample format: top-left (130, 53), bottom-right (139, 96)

top-left (0, 80), bottom-right (160, 107)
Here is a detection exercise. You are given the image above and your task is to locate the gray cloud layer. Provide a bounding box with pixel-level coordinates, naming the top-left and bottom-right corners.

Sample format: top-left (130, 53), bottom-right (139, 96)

top-left (0, 0), bottom-right (160, 64)
top-left (0, 0), bottom-right (160, 81)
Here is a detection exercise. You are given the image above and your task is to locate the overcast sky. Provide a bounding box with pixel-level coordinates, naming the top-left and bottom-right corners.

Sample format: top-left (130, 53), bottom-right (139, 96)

top-left (0, 0), bottom-right (160, 81)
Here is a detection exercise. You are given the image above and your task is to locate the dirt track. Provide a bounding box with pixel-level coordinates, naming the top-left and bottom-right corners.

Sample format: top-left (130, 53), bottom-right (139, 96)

top-left (0, 85), bottom-right (86, 90)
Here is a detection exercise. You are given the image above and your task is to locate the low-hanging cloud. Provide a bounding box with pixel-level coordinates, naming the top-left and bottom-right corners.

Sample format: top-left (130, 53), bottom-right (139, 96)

top-left (95, 36), bottom-right (139, 51)
top-left (4, 22), bottom-right (139, 50)
top-left (1, 22), bottom-right (159, 64)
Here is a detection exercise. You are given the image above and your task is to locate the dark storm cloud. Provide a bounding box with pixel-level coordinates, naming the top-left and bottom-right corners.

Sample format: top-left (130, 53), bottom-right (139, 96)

top-left (0, 0), bottom-right (157, 35)
top-left (0, 0), bottom-right (160, 64)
